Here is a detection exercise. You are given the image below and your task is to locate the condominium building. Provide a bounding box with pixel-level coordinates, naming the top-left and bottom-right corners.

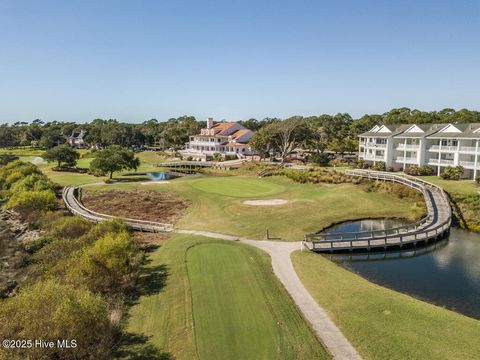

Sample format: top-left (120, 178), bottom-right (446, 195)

top-left (358, 123), bottom-right (480, 179)
top-left (181, 118), bottom-right (255, 161)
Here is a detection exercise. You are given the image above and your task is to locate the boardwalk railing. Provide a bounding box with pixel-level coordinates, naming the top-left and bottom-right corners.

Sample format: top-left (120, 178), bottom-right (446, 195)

top-left (305, 170), bottom-right (451, 252)
top-left (62, 186), bottom-right (174, 233)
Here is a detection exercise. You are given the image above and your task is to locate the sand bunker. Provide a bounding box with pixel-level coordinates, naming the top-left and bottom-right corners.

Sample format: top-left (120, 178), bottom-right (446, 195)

top-left (243, 199), bottom-right (288, 206)
top-left (141, 181), bottom-right (170, 185)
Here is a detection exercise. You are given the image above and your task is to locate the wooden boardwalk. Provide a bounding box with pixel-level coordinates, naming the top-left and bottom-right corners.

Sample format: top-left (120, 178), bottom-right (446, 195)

top-left (62, 186), bottom-right (174, 233)
top-left (305, 170), bottom-right (452, 253)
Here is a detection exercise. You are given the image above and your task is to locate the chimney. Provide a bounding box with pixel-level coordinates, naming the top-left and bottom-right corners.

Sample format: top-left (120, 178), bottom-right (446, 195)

top-left (207, 117), bottom-right (214, 129)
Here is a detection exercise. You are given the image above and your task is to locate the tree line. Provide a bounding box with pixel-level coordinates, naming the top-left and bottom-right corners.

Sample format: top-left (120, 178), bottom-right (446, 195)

top-left (1, 108), bottom-right (479, 152)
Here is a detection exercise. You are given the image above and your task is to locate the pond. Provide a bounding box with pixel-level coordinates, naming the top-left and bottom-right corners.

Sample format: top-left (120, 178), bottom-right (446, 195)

top-left (325, 220), bottom-right (480, 320)
top-left (146, 172), bottom-right (179, 181)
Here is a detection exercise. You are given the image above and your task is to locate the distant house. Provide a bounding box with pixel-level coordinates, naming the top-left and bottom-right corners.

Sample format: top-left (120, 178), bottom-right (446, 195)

top-left (67, 130), bottom-right (87, 148)
top-left (182, 118), bottom-right (255, 161)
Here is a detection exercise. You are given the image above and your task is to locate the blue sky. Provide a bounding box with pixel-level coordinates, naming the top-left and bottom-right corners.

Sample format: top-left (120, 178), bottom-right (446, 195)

top-left (0, 0), bottom-right (479, 123)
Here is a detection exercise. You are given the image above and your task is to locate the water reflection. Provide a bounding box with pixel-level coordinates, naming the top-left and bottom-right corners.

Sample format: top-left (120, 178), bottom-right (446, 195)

top-left (326, 221), bottom-right (480, 319)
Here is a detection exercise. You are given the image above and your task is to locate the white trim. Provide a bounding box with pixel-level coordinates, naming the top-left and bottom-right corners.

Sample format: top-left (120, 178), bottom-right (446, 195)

top-left (404, 124), bottom-right (424, 133)
top-left (439, 124), bottom-right (462, 133)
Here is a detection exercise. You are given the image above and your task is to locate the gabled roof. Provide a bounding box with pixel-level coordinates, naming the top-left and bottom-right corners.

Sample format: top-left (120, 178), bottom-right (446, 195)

top-left (230, 129), bottom-right (251, 139)
top-left (427, 123), bottom-right (480, 139)
top-left (212, 122), bottom-right (238, 134)
top-left (359, 124), bottom-right (409, 137)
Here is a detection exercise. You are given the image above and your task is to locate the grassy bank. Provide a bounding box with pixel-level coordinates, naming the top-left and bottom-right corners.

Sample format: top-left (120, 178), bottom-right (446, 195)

top-left (85, 175), bottom-right (420, 241)
top-left (292, 251), bottom-right (480, 360)
top-left (422, 176), bottom-right (480, 232)
top-left (121, 234), bottom-right (328, 360)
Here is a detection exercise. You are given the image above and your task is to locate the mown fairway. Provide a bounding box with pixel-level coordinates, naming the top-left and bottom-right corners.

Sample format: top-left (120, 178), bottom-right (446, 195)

top-left (122, 235), bottom-right (328, 360)
top-left (292, 251), bottom-right (480, 360)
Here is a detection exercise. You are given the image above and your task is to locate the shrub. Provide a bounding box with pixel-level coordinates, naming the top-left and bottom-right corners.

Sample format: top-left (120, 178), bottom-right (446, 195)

top-left (372, 161), bottom-right (386, 171)
top-left (5, 189), bottom-right (57, 214)
top-left (186, 156), bottom-right (193, 161)
top-left (476, 176), bottom-right (480, 186)
top-left (440, 166), bottom-right (464, 180)
top-left (0, 280), bottom-right (112, 360)
top-left (67, 230), bottom-right (143, 295)
top-left (212, 152), bottom-right (222, 162)
top-left (418, 165), bottom-right (435, 176)
top-left (45, 216), bottom-right (93, 239)
top-left (406, 165), bottom-right (435, 176)
top-left (23, 235), bottom-right (56, 254)
top-left (9, 173), bottom-right (54, 194)
top-left (309, 153), bottom-right (330, 166)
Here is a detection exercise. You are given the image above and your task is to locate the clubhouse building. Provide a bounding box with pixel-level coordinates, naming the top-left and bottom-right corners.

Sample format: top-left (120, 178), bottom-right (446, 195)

top-left (358, 123), bottom-right (480, 180)
top-left (182, 118), bottom-right (255, 161)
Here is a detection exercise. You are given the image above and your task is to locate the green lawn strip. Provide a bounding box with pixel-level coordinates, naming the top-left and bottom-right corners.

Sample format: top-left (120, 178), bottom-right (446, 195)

top-left (291, 251), bottom-right (480, 360)
top-left (421, 176), bottom-right (479, 196)
top-left (82, 176), bottom-right (419, 241)
top-left (124, 234), bottom-right (328, 360)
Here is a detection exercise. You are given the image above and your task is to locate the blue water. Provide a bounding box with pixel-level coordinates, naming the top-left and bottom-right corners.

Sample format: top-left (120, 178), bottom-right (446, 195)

top-left (147, 172), bottom-right (174, 181)
top-left (326, 220), bottom-right (480, 319)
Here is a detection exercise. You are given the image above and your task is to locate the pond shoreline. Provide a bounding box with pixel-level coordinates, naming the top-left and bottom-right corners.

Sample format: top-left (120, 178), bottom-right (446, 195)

top-left (325, 219), bottom-right (480, 320)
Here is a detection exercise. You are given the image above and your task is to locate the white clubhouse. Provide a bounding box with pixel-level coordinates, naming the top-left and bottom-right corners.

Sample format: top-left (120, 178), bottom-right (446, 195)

top-left (182, 118), bottom-right (255, 161)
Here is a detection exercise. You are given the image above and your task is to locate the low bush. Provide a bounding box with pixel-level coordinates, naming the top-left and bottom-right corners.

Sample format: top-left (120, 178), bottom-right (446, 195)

top-left (24, 235), bottom-right (56, 254)
top-left (44, 216), bottom-right (93, 239)
top-left (0, 280), bottom-right (112, 360)
top-left (372, 161), bottom-right (386, 171)
top-left (476, 176), bottom-right (480, 186)
top-left (309, 153), bottom-right (330, 166)
top-left (271, 168), bottom-right (362, 185)
top-left (66, 230), bottom-right (143, 295)
top-left (5, 189), bottom-right (57, 215)
top-left (405, 165), bottom-right (435, 176)
top-left (440, 166), bottom-right (464, 180)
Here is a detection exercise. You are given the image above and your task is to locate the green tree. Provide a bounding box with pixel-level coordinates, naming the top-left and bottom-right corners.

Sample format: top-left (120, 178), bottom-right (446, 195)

top-left (0, 280), bottom-right (112, 360)
top-left (43, 143), bottom-right (80, 168)
top-left (249, 127), bottom-right (274, 160)
top-left (89, 145), bottom-right (140, 179)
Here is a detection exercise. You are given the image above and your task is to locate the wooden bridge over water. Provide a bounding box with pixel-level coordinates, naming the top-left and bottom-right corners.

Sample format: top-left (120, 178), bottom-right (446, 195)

top-left (305, 170), bottom-right (452, 253)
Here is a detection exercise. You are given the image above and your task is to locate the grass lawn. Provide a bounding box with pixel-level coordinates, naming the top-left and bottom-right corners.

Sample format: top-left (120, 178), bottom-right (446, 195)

top-left (421, 175), bottom-right (480, 196)
top-left (292, 251), bottom-right (480, 360)
top-left (0, 148), bottom-right (168, 186)
top-left (89, 175), bottom-right (420, 241)
top-left (121, 234), bottom-right (328, 360)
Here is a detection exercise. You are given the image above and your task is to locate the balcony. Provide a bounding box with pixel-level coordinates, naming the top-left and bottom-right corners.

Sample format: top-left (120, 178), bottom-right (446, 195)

top-left (365, 142), bottom-right (386, 148)
top-left (395, 157), bottom-right (418, 163)
top-left (428, 159), bottom-right (455, 166)
top-left (459, 161), bottom-right (476, 168)
top-left (396, 144), bottom-right (419, 150)
top-left (459, 146), bottom-right (477, 153)
top-left (427, 145), bottom-right (457, 152)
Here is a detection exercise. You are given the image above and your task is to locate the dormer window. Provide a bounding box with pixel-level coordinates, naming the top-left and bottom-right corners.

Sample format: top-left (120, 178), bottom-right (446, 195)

top-left (210, 129), bottom-right (214, 135)
top-left (201, 129), bottom-right (205, 135)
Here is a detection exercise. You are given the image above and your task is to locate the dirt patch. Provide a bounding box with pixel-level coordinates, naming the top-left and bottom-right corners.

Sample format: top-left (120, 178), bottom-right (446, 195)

top-left (82, 189), bottom-right (190, 224)
top-left (243, 199), bottom-right (289, 206)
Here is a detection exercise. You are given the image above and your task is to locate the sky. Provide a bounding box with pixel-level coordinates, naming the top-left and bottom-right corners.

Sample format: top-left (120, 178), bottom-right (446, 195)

top-left (0, 0), bottom-right (479, 123)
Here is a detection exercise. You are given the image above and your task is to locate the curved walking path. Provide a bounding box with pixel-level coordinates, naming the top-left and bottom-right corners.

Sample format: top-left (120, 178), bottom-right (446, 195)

top-left (63, 188), bottom-right (362, 359)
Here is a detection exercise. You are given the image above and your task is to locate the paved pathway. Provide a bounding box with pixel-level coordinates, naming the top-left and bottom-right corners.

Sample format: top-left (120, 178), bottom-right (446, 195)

top-left (177, 230), bottom-right (362, 360)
